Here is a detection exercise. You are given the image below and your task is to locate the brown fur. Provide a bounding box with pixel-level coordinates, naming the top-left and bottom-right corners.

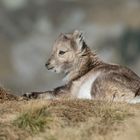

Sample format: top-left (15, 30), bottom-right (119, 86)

top-left (23, 30), bottom-right (140, 102)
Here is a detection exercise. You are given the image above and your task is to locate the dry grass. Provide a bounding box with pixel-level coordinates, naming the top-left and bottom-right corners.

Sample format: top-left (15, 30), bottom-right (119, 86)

top-left (0, 86), bottom-right (19, 103)
top-left (0, 99), bottom-right (140, 140)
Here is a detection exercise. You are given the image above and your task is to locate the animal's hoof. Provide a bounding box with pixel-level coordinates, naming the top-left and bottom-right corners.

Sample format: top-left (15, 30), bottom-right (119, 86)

top-left (22, 92), bottom-right (31, 98)
top-left (22, 92), bottom-right (38, 99)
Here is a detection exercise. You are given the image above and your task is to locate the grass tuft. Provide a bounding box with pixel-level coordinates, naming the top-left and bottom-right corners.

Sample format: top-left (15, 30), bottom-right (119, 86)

top-left (13, 107), bottom-right (52, 133)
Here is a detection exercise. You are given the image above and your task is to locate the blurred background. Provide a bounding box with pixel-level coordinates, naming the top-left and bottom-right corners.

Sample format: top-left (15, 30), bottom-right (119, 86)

top-left (0, 0), bottom-right (140, 95)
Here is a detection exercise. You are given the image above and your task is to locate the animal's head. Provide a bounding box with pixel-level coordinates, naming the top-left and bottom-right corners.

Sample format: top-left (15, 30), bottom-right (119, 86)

top-left (45, 30), bottom-right (88, 74)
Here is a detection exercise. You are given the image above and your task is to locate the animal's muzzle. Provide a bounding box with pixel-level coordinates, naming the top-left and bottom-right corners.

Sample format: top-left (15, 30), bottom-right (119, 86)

top-left (45, 62), bottom-right (54, 70)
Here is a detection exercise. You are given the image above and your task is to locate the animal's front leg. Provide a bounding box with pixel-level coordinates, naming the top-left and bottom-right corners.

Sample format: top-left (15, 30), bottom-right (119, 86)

top-left (22, 84), bottom-right (70, 100)
top-left (23, 91), bottom-right (54, 99)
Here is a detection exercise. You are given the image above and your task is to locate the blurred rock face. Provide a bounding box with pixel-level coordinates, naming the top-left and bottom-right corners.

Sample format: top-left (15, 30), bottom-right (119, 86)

top-left (0, 0), bottom-right (140, 94)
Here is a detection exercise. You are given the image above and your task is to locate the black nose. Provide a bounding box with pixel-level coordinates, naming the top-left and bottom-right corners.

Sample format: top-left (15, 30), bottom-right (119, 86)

top-left (45, 62), bottom-right (50, 67)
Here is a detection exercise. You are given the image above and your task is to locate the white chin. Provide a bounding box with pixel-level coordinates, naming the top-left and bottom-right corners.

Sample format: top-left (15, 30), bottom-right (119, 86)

top-left (54, 68), bottom-right (62, 73)
top-left (49, 67), bottom-right (63, 73)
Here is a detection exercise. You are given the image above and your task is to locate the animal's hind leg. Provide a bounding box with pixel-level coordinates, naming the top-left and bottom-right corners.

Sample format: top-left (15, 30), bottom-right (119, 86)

top-left (91, 77), bottom-right (134, 102)
top-left (135, 88), bottom-right (140, 96)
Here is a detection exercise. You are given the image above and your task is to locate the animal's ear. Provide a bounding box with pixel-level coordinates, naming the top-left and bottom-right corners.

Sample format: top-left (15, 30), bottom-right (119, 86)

top-left (59, 33), bottom-right (69, 40)
top-left (73, 30), bottom-right (84, 50)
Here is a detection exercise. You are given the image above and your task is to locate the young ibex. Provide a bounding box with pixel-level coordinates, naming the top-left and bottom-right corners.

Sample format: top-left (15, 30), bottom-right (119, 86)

top-left (24, 30), bottom-right (140, 103)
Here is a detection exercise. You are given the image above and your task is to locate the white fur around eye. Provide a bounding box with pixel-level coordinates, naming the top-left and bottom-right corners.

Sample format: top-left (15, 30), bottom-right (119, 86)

top-left (59, 50), bottom-right (65, 55)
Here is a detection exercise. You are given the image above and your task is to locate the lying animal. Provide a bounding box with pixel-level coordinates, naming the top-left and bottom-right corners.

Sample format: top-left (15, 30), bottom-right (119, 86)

top-left (24, 30), bottom-right (140, 103)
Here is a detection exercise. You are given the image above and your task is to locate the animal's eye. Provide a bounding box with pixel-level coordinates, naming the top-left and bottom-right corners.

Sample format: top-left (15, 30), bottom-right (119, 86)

top-left (59, 50), bottom-right (66, 55)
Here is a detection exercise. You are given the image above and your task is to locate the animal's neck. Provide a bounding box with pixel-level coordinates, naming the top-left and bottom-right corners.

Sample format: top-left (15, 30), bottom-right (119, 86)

top-left (64, 44), bottom-right (103, 82)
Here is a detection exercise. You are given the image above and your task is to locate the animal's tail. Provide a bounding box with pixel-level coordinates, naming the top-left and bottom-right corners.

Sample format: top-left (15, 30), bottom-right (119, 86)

top-left (129, 87), bottom-right (140, 104)
top-left (129, 96), bottom-right (140, 104)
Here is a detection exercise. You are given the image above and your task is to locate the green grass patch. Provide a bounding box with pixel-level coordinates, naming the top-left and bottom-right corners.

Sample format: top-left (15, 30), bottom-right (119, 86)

top-left (13, 107), bottom-right (52, 134)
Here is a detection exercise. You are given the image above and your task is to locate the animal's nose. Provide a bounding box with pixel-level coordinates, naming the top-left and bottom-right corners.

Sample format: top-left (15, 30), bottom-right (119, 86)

top-left (45, 62), bottom-right (50, 67)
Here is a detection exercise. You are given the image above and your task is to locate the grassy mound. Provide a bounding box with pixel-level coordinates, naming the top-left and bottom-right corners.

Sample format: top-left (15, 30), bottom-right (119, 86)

top-left (0, 99), bottom-right (139, 140)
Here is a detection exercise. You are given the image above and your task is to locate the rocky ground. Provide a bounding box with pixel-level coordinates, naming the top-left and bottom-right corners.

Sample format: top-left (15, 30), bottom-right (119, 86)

top-left (0, 89), bottom-right (140, 140)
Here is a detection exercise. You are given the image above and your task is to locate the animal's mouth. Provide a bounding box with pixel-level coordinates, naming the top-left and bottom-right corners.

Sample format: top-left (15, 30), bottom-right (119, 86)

top-left (47, 67), bottom-right (54, 70)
